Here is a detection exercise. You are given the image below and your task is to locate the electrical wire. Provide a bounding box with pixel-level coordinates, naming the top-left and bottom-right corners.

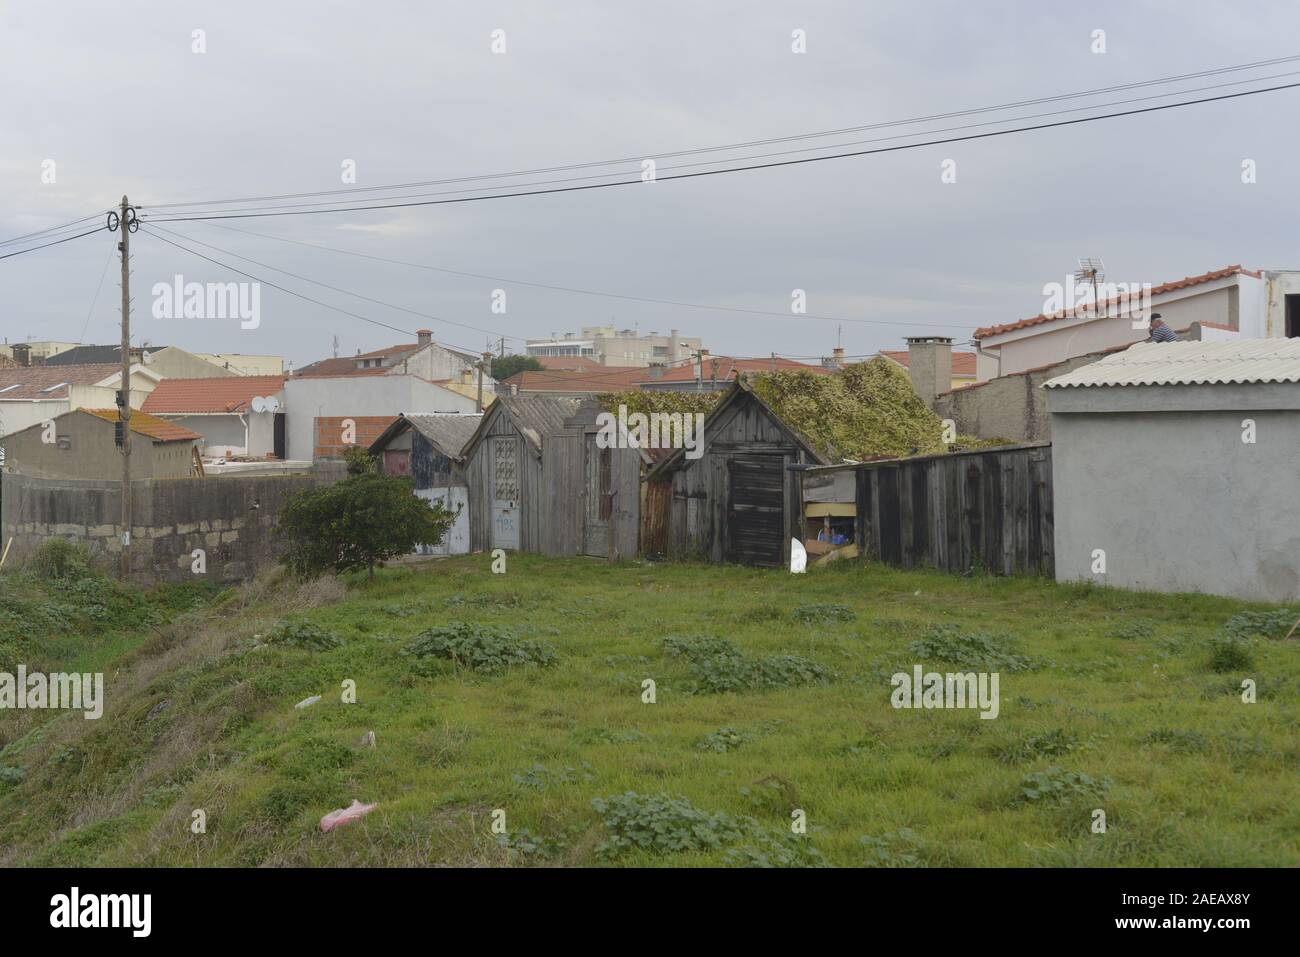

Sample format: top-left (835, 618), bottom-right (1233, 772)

top-left (139, 80), bottom-right (1300, 224)
top-left (143, 53), bottom-right (1300, 212)
top-left (0, 226), bottom-right (106, 261)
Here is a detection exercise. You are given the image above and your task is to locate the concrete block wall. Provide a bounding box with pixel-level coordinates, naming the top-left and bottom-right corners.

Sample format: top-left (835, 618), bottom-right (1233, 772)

top-left (0, 462), bottom-right (345, 584)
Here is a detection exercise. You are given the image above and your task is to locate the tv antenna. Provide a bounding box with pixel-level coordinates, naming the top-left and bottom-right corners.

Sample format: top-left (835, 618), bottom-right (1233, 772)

top-left (1074, 257), bottom-right (1106, 317)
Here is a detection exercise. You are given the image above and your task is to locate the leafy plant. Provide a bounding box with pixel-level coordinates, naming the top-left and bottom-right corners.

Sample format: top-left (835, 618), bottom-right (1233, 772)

top-left (277, 472), bottom-right (453, 579)
top-left (496, 827), bottom-right (566, 860)
top-left (26, 539), bottom-right (93, 580)
top-left (264, 619), bottom-right (341, 651)
top-left (791, 602), bottom-right (856, 624)
top-left (697, 728), bottom-right (754, 753)
top-left (1018, 767), bottom-right (1110, 804)
top-left (402, 622), bottom-right (556, 673)
top-left (662, 636), bottom-right (832, 694)
top-left (994, 728), bottom-right (1078, 765)
top-left (1222, 609), bottom-right (1297, 641)
top-left (908, 625), bottom-right (1036, 672)
top-left (1110, 620), bottom-right (1156, 641)
top-left (342, 445), bottom-right (377, 476)
top-left (512, 762), bottom-right (593, 790)
top-left (860, 827), bottom-right (925, 867)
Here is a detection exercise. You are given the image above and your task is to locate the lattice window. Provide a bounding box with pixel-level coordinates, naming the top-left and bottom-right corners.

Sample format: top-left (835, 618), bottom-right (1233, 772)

top-left (493, 438), bottom-right (518, 501)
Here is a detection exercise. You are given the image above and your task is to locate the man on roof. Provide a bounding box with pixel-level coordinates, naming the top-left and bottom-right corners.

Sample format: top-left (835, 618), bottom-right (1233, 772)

top-left (1146, 313), bottom-right (1179, 343)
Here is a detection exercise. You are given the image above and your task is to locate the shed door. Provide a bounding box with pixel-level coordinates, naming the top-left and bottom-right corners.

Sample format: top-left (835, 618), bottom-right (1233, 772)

top-left (490, 435), bottom-right (521, 550)
top-left (583, 434), bottom-right (612, 557)
top-left (384, 449), bottom-right (410, 476)
top-left (726, 455), bottom-right (785, 566)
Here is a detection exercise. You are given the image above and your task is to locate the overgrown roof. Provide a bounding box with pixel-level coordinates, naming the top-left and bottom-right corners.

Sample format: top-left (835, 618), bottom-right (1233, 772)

top-left (745, 357), bottom-right (947, 461)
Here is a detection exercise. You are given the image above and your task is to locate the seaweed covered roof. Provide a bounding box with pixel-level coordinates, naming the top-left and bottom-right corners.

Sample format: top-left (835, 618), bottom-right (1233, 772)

top-left (744, 357), bottom-right (947, 462)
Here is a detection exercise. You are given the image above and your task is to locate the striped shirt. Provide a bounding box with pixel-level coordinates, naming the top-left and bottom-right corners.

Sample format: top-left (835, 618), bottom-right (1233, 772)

top-left (1149, 323), bottom-right (1179, 343)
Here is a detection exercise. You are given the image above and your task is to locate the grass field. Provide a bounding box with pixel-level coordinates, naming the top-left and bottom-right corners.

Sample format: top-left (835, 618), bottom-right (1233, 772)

top-left (0, 553), bottom-right (1296, 867)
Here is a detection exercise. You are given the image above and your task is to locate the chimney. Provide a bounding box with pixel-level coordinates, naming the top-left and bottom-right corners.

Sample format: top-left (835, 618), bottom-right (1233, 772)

top-left (12, 343), bottom-right (30, 367)
top-left (824, 346), bottom-right (846, 370)
top-left (904, 336), bottom-right (952, 409)
top-left (416, 329), bottom-right (432, 346)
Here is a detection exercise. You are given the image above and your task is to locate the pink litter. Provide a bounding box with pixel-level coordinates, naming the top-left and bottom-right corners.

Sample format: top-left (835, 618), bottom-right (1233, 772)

top-left (319, 799), bottom-right (377, 833)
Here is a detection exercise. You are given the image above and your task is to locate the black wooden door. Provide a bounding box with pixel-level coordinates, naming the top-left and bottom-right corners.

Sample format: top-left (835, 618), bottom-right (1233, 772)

top-left (726, 455), bottom-right (785, 566)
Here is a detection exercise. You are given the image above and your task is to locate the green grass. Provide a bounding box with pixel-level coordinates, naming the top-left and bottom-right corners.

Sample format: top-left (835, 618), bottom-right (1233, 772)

top-left (0, 555), bottom-right (1296, 867)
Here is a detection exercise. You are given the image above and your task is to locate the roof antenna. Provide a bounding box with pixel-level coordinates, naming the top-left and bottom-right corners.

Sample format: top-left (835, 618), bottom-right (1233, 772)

top-left (1075, 257), bottom-right (1105, 318)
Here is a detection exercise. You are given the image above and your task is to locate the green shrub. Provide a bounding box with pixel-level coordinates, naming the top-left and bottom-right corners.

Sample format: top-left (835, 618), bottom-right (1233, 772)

top-left (27, 539), bottom-right (93, 580)
top-left (0, 766), bottom-right (25, 790)
top-left (908, 625), bottom-right (1036, 672)
top-left (1018, 767), bottom-right (1110, 804)
top-left (265, 620), bottom-right (342, 651)
top-left (277, 472), bottom-right (453, 579)
top-left (1207, 634), bottom-right (1253, 673)
top-left (1110, 620), bottom-right (1156, 641)
top-left (402, 622), bottom-right (556, 673)
top-left (1142, 728), bottom-right (1208, 754)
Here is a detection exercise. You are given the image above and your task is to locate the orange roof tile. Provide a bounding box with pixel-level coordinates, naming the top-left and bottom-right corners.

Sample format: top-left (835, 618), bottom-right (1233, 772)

top-left (879, 350), bottom-right (977, 376)
top-left (648, 356), bottom-right (831, 383)
top-left (974, 265), bottom-right (1258, 340)
top-left (142, 375), bottom-right (286, 414)
top-left (503, 367), bottom-right (653, 393)
top-left (82, 409), bottom-right (202, 443)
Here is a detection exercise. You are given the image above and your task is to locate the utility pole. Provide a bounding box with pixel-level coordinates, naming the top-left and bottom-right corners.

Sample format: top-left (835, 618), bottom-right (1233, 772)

top-left (118, 195), bottom-right (132, 578)
top-left (476, 351), bottom-right (491, 411)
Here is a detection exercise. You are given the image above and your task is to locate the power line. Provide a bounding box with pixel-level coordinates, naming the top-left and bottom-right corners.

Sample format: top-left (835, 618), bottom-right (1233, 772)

top-left (0, 226), bottom-right (105, 261)
top-left (144, 68), bottom-right (1300, 221)
top-left (139, 80), bottom-right (1300, 224)
top-left (78, 240), bottom-right (117, 343)
top-left (144, 223), bottom-right (519, 346)
top-left (144, 54), bottom-right (1300, 212)
top-left (0, 211), bottom-right (111, 248)
top-left (194, 221), bottom-right (982, 331)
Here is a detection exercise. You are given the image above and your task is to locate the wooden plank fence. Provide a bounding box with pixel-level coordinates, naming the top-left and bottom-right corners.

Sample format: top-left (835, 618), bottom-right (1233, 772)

top-left (844, 442), bottom-right (1053, 576)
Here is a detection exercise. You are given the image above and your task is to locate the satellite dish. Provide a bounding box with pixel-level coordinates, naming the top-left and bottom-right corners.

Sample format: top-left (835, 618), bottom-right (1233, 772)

top-left (250, 396), bottom-right (266, 413)
top-left (264, 396), bottom-right (280, 413)
top-left (790, 538), bottom-right (807, 574)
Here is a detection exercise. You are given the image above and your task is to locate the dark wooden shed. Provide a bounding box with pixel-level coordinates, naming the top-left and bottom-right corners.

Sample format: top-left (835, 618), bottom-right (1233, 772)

top-left (644, 379), bottom-right (828, 567)
top-left (369, 412), bottom-right (482, 555)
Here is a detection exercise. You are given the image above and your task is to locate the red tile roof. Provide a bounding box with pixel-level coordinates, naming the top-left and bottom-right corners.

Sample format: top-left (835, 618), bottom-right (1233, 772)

top-left (0, 363), bottom-right (121, 399)
top-left (142, 375), bottom-right (287, 414)
top-left (503, 367), bottom-right (652, 393)
top-left (82, 409), bottom-right (202, 443)
top-left (535, 356), bottom-right (605, 372)
top-left (647, 356), bottom-right (830, 383)
top-left (880, 350), bottom-right (977, 377)
top-left (974, 265), bottom-right (1260, 340)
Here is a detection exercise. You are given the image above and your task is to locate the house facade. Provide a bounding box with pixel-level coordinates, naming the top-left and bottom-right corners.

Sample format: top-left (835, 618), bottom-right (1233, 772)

top-left (143, 375), bottom-right (287, 459)
top-left (974, 266), bottom-right (1300, 382)
top-left (1, 408), bottom-right (200, 480)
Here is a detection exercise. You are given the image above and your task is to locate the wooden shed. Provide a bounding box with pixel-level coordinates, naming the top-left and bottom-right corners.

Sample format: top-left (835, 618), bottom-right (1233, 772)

top-left (369, 412), bottom-right (482, 555)
top-left (644, 378), bottom-right (828, 567)
top-left (460, 396), bottom-right (644, 558)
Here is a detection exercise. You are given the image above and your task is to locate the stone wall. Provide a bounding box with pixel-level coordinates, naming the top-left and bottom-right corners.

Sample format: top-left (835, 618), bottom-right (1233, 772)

top-left (0, 462), bottom-right (345, 583)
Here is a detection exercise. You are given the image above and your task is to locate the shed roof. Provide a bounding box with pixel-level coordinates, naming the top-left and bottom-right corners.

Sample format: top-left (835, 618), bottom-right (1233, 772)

top-left (1044, 338), bottom-right (1300, 389)
top-left (81, 408), bottom-right (202, 442)
top-left (369, 412), bottom-right (483, 458)
top-left (462, 395), bottom-right (582, 457)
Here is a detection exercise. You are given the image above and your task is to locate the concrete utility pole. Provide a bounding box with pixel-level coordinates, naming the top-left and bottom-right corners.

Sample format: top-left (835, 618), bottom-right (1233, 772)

top-left (118, 195), bottom-right (132, 578)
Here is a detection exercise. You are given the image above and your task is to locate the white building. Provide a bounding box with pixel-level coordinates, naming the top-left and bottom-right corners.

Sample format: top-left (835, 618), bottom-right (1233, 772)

top-left (526, 326), bottom-right (702, 368)
top-left (974, 265), bottom-right (1300, 381)
top-left (283, 373), bottom-right (477, 460)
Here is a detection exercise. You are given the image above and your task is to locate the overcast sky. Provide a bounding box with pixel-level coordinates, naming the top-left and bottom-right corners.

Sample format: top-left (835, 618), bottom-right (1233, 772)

top-left (2, 0), bottom-right (1298, 368)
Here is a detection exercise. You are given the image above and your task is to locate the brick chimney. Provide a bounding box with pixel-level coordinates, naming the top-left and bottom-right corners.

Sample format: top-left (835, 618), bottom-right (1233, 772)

top-left (904, 336), bottom-right (952, 409)
top-left (11, 343), bottom-right (30, 367)
top-left (416, 329), bottom-right (432, 346)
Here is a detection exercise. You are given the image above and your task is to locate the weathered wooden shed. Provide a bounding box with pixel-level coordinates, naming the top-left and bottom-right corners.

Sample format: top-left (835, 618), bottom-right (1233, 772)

top-left (462, 396), bottom-right (576, 553)
top-left (460, 396), bottom-right (644, 558)
top-left (369, 412), bottom-right (482, 555)
top-left (645, 379), bottom-right (828, 567)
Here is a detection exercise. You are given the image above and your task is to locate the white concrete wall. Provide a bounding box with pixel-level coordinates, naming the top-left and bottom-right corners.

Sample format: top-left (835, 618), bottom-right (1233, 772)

top-left (1051, 382), bottom-right (1300, 602)
top-left (0, 399), bottom-right (69, 441)
top-left (283, 375), bottom-right (476, 460)
top-left (1263, 271), bottom-right (1300, 336)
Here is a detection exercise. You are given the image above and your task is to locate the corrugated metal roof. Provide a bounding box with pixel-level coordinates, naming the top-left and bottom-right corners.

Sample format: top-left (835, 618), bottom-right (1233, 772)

top-left (496, 395), bottom-right (582, 449)
top-left (403, 413), bottom-right (483, 457)
top-left (1044, 339), bottom-right (1300, 389)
